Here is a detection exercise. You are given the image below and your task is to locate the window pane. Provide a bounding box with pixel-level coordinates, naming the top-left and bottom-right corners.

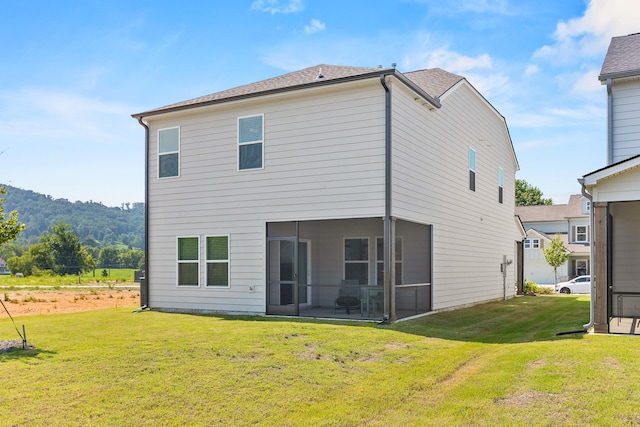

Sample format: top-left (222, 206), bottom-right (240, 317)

top-left (178, 237), bottom-right (199, 261)
top-left (178, 263), bottom-right (198, 286)
top-left (395, 263), bottom-right (402, 285)
top-left (207, 263), bottom-right (228, 286)
top-left (345, 238), bottom-right (368, 261)
top-left (239, 116), bottom-right (263, 143)
top-left (376, 238), bottom-right (383, 261)
top-left (159, 153), bottom-right (179, 178)
top-left (345, 263), bottom-right (368, 285)
top-left (498, 167), bottom-right (504, 186)
top-left (207, 236), bottom-right (228, 260)
top-left (469, 148), bottom-right (476, 170)
top-left (239, 143), bottom-right (262, 170)
top-left (469, 170), bottom-right (476, 191)
top-left (159, 128), bottom-right (179, 153)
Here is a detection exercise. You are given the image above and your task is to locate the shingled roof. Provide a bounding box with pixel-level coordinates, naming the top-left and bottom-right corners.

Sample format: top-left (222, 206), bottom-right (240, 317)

top-left (515, 195), bottom-right (587, 223)
top-left (133, 64), bottom-right (464, 118)
top-left (599, 33), bottom-right (640, 81)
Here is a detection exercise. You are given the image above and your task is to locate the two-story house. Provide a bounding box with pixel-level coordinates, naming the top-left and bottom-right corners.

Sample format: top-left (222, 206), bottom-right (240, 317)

top-left (515, 195), bottom-right (591, 285)
top-left (132, 64), bottom-right (522, 321)
top-left (0, 257), bottom-right (7, 274)
top-left (582, 33), bottom-right (640, 333)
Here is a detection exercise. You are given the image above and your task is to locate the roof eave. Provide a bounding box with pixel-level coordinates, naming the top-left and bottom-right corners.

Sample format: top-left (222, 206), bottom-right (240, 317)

top-left (598, 69), bottom-right (640, 82)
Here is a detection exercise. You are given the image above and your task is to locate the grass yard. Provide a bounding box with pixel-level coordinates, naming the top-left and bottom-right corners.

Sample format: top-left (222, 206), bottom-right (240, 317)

top-left (2, 295), bottom-right (640, 426)
top-left (0, 268), bottom-right (138, 288)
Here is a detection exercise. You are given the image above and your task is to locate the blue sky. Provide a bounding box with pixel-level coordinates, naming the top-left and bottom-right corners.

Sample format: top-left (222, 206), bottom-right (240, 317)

top-left (1, 0), bottom-right (638, 206)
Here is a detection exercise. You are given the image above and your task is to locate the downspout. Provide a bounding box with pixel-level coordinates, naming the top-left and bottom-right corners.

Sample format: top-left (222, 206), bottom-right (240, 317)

top-left (579, 178), bottom-right (594, 331)
top-left (137, 117), bottom-right (150, 309)
top-left (606, 78), bottom-right (613, 165)
top-left (380, 73), bottom-right (395, 322)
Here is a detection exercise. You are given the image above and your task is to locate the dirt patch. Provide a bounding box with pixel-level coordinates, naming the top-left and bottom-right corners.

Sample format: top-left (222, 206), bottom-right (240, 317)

top-left (0, 288), bottom-right (140, 317)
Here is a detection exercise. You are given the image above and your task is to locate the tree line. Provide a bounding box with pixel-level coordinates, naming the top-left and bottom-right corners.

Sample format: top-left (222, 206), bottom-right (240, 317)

top-left (0, 185), bottom-right (144, 277)
top-left (0, 184), bottom-right (144, 248)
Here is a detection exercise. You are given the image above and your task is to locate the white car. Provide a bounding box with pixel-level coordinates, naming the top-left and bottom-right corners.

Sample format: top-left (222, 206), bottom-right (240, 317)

top-left (556, 275), bottom-right (591, 294)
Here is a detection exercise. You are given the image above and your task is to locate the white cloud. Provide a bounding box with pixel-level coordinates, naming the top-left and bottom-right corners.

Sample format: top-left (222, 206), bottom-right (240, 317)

top-left (534, 0), bottom-right (640, 64)
top-left (250, 0), bottom-right (304, 14)
top-left (523, 64), bottom-right (539, 78)
top-left (304, 19), bottom-right (325, 35)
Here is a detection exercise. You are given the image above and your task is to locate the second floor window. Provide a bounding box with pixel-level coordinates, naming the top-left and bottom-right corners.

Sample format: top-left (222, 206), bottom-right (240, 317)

top-left (574, 225), bottom-right (589, 242)
top-left (469, 148), bottom-right (476, 192)
top-left (238, 114), bottom-right (264, 170)
top-left (158, 127), bottom-right (180, 178)
top-left (498, 167), bottom-right (504, 204)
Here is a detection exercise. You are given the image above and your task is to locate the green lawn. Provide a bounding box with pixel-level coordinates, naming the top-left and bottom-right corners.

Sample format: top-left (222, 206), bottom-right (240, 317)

top-left (2, 295), bottom-right (639, 426)
top-left (0, 268), bottom-right (138, 288)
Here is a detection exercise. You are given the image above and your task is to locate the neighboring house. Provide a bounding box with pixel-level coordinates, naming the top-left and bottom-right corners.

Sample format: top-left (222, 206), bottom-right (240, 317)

top-left (516, 195), bottom-right (591, 285)
top-left (0, 257), bottom-right (7, 274)
top-left (582, 33), bottom-right (640, 333)
top-left (132, 64), bottom-right (522, 321)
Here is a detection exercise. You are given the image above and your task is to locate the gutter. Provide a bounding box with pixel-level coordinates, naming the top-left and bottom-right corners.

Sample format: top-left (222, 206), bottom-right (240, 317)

top-left (578, 178), bottom-right (594, 331)
top-left (606, 78), bottom-right (613, 165)
top-left (136, 117), bottom-right (150, 309)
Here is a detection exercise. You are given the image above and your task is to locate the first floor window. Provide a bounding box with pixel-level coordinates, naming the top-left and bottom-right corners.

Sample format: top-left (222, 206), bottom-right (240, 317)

top-left (178, 237), bottom-right (199, 286)
top-left (238, 114), bottom-right (264, 170)
top-left (344, 238), bottom-right (368, 285)
top-left (524, 239), bottom-right (531, 249)
top-left (575, 259), bottom-right (589, 276)
top-left (376, 237), bottom-right (403, 285)
top-left (206, 236), bottom-right (229, 287)
top-left (158, 127), bottom-right (180, 178)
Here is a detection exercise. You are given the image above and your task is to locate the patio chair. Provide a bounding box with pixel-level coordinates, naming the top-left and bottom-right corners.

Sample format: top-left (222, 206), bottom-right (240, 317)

top-left (334, 280), bottom-right (361, 315)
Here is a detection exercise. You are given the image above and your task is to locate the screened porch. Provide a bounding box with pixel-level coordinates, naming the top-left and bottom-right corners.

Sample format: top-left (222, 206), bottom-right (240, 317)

top-left (266, 218), bottom-right (432, 320)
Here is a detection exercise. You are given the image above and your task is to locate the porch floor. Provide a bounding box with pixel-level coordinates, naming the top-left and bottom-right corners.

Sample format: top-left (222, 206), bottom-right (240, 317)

top-left (609, 317), bottom-right (640, 334)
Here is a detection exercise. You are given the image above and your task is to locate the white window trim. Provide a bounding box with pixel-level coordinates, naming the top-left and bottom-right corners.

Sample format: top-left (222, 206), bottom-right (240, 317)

top-left (524, 239), bottom-right (531, 249)
top-left (532, 238), bottom-right (540, 249)
top-left (375, 236), bottom-right (403, 286)
top-left (206, 235), bottom-right (230, 288)
top-left (237, 114), bottom-right (265, 171)
top-left (158, 126), bottom-right (180, 179)
top-left (574, 225), bottom-right (589, 243)
top-left (177, 236), bottom-right (200, 287)
top-left (344, 237), bottom-right (369, 285)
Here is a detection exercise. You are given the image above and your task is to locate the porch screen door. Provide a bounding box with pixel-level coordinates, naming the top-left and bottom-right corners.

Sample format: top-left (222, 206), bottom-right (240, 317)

top-left (267, 238), bottom-right (297, 315)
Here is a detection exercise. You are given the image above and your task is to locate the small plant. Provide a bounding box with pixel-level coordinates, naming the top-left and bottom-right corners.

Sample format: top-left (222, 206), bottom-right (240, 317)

top-left (524, 279), bottom-right (554, 295)
top-left (101, 269), bottom-right (108, 278)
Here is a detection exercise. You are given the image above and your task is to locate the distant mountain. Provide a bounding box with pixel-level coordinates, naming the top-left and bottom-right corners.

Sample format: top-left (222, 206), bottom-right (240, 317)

top-left (1, 185), bottom-right (144, 248)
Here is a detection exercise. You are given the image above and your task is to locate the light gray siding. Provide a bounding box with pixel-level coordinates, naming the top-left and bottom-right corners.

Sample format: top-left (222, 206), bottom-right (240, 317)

top-left (145, 80), bottom-right (387, 312)
top-left (612, 80), bottom-right (640, 163)
top-left (390, 80), bottom-right (519, 310)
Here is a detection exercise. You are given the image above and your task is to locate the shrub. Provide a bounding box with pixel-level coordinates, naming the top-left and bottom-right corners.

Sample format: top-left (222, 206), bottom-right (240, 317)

top-left (524, 279), bottom-right (554, 295)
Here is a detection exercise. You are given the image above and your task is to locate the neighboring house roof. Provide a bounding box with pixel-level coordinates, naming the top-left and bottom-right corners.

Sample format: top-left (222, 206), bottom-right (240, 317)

top-left (132, 64), bottom-right (467, 118)
top-left (515, 194), bottom-right (587, 223)
top-left (599, 32), bottom-right (640, 81)
top-left (0, 257), bottom-right (5, 264)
